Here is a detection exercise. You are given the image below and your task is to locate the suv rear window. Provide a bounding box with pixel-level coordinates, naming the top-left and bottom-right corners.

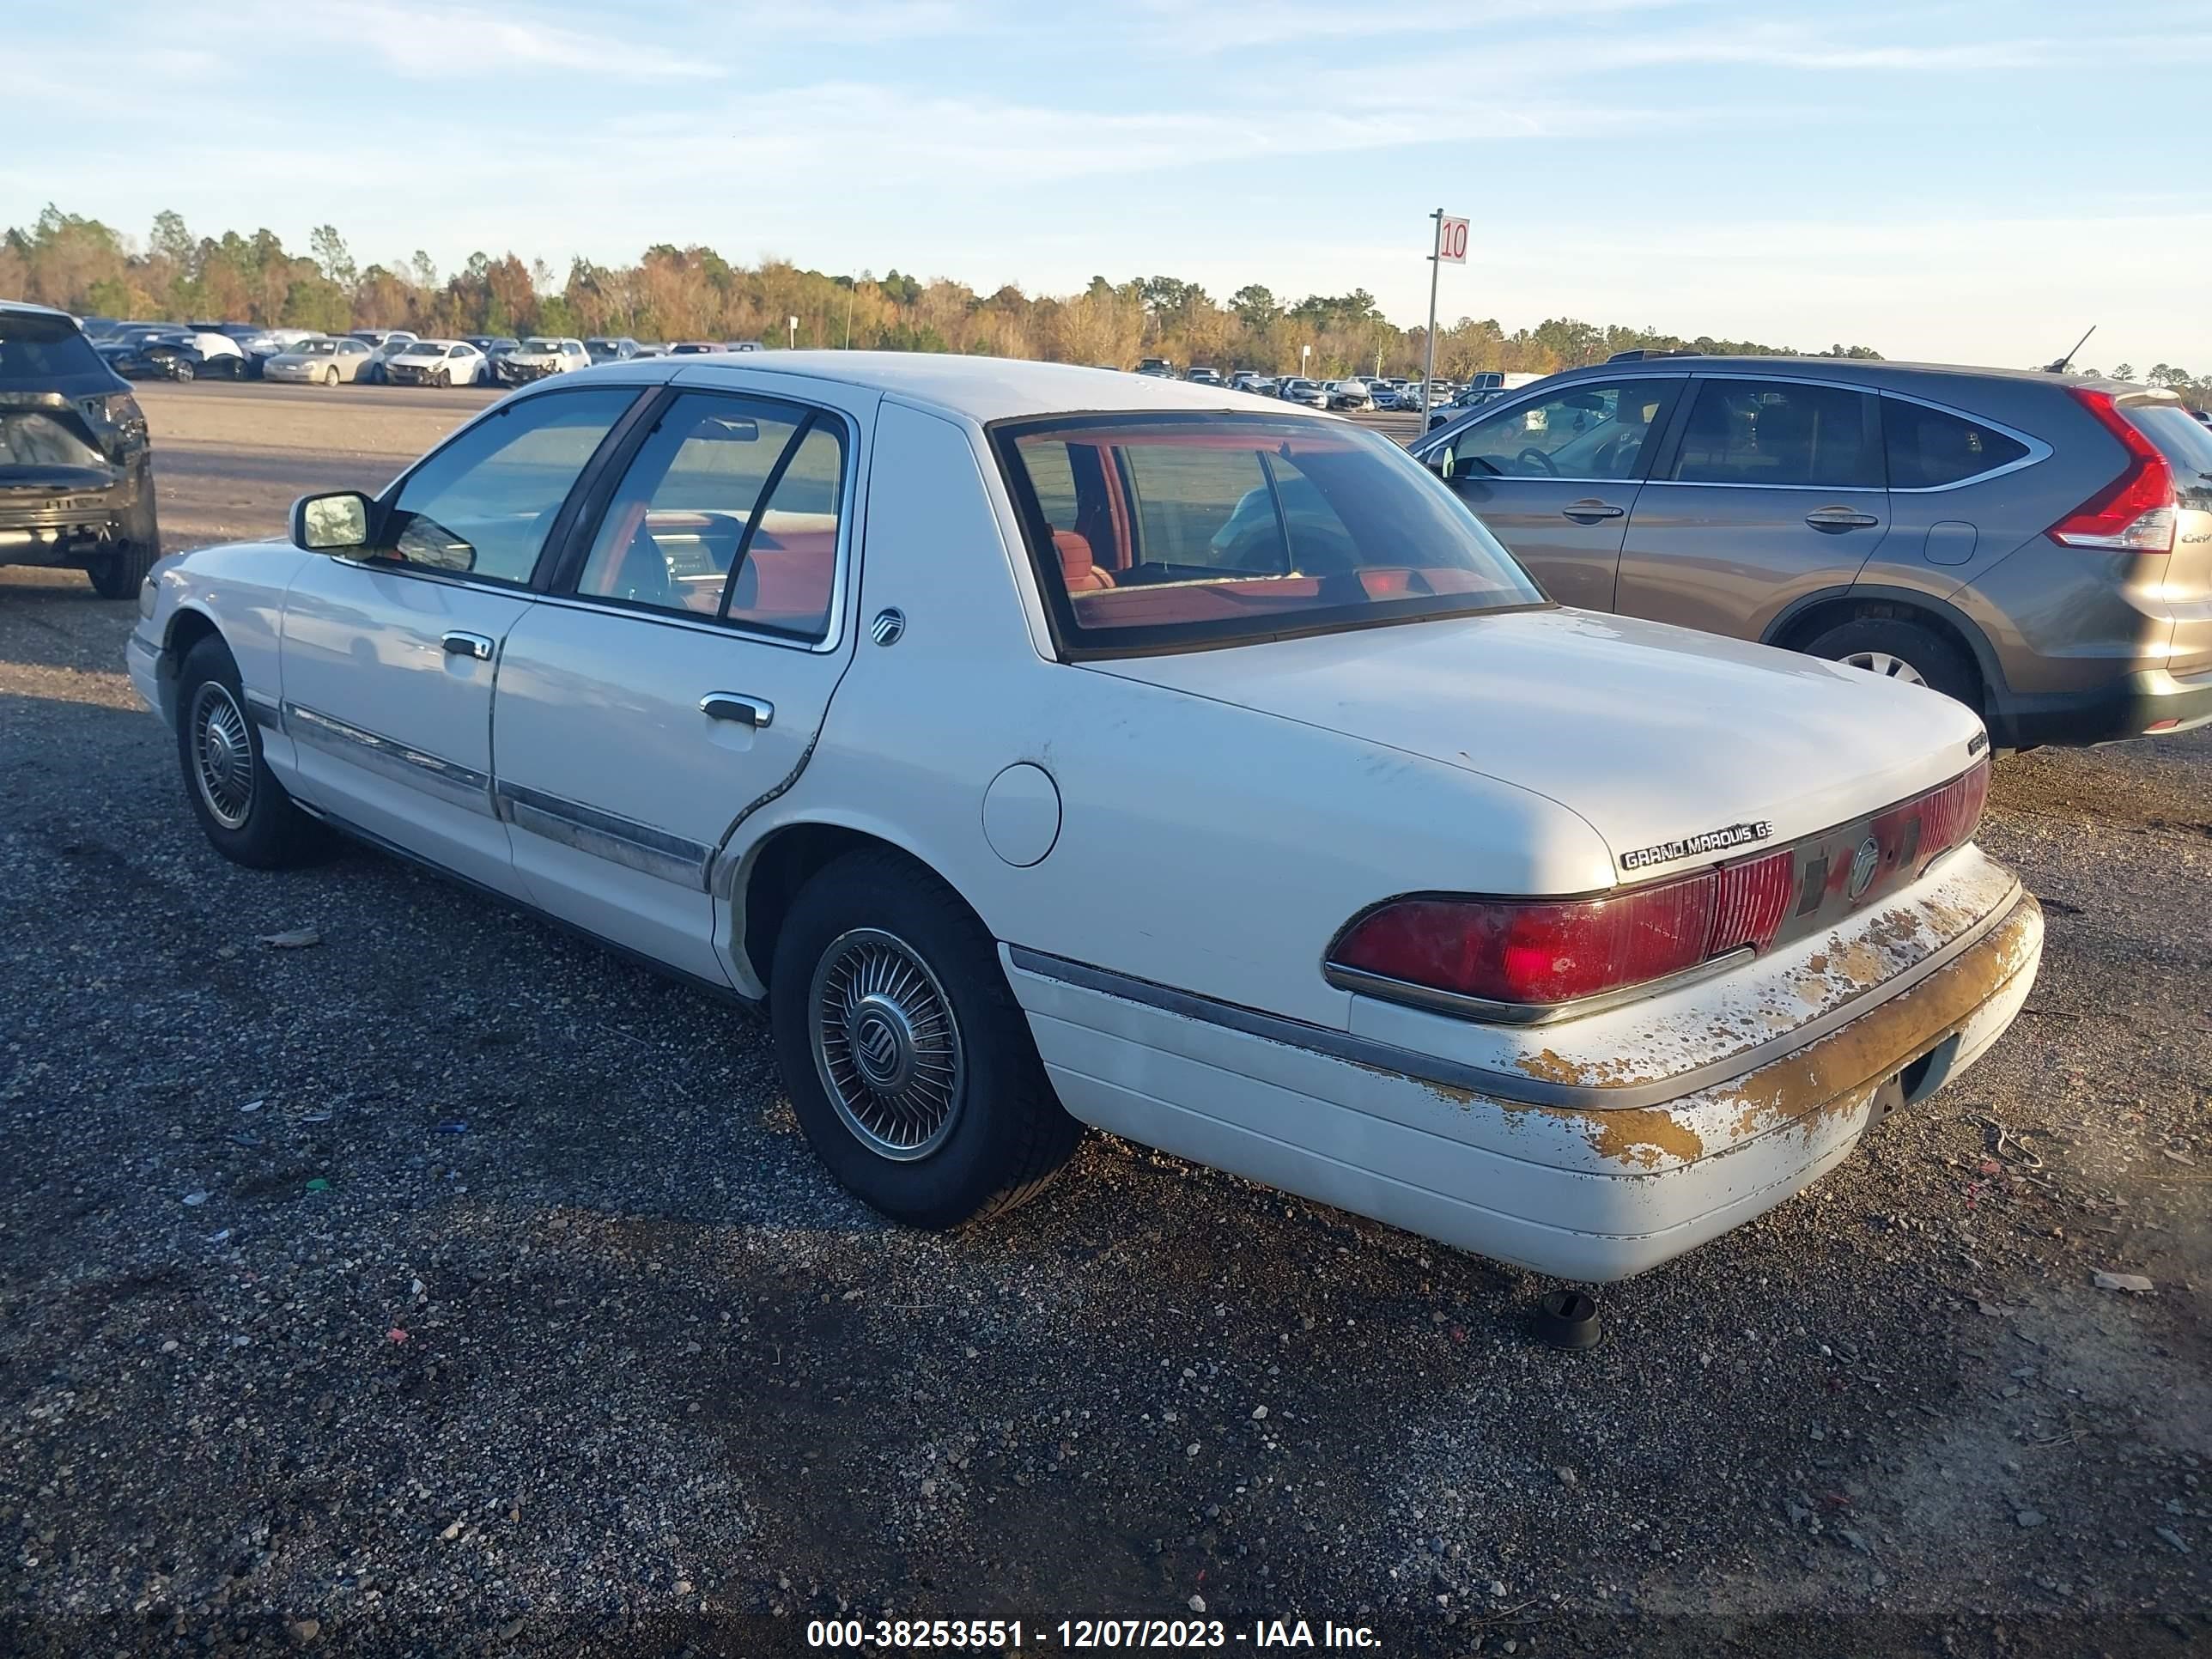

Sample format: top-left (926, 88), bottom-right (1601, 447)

top-left (994, 412), bottom-right (1544, 654)
top-left (1882, 398), bottom-right (2032, 489)
top-left (0, 313), bottom-right (105, 382)
top-left (2126, 401), bottom-right (2212, 510)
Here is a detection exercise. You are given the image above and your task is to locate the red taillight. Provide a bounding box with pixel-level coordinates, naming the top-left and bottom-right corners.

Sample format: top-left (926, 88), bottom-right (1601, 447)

top-left (1330, 768), bottom-right (1989, 1015)
top-left (1332, 846), bottom-right (1796, 1011)
top-left (2047, 389), bottom-right (2175, 553)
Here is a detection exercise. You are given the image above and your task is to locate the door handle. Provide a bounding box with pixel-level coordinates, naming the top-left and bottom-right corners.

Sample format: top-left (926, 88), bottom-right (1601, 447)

top-left (1560, 498), bottom-right (1626, 523)
top-left (1805, 506), bottom-right (1881, 530)
top-left (441, 630), bottom-right (495, 660)
top-left (700, 692), bottom-right (774, 729)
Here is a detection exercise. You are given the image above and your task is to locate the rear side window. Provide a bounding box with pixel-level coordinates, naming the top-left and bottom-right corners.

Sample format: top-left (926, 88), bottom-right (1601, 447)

top-left (0, 313), bottom-right (105, 381)
top-left (1672, 380), bottom-right (1881, 489)
top-left (2126, 400), bottom-right (2212, 511)
top-left (1883, 398), bottom-right (2030, 488)
top-left (576, 391), bottom-right (848, 641)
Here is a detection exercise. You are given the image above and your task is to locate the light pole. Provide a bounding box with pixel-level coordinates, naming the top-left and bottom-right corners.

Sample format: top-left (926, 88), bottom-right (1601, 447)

top-left (787, 313), bottom-right (799, 350)
top-left (1300, 343), bottom-right (1310, 385)
top-left (844, 274), bottom-right (855, 349)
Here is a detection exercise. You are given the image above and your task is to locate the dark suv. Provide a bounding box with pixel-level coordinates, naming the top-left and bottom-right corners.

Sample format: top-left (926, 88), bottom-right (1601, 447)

top-left (0, 301), bottom-right (161, 598)
top-left (1410, 357), bottom-right (2212, 745)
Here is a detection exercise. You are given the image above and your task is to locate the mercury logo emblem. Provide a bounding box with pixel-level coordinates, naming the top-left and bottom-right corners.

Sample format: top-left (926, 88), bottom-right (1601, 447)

top-left (1848, 836), bottom-right (1881, 901)
top-left (855, 1012), bottom-right (900, 1083)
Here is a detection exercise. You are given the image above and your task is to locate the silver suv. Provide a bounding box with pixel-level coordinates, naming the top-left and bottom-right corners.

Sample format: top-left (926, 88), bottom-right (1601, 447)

top-left (1410, 357), bottom-right (2212, 745)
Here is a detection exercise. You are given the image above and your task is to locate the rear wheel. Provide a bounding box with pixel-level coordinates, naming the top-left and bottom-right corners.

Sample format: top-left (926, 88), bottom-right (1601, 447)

top-left (769, 849), bottom-right (1080, 1228)
top-left (173, 636), bottom-right (325, 868)
top-left (84, 479), bottom-right (161, 599)
top-left (1803, 617), bottom-right (1980, 712)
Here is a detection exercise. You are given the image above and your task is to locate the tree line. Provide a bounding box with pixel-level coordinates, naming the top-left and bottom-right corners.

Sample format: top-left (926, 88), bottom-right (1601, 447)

top-left (8, 202), bottom-right (2198, 401)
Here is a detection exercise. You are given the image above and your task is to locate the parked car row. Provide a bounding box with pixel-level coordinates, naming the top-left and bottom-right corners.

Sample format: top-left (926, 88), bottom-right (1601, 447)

top-left (76, 317), bottom-right (769, 390)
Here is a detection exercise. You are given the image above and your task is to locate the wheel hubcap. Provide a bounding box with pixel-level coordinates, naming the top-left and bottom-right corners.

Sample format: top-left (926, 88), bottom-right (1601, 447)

top-left (1839, 649), bottom-right (1927, 687)
top-left (809, 927), bottom-right (963, 1161)
top-left (190, 683), bottom-right (254, 830)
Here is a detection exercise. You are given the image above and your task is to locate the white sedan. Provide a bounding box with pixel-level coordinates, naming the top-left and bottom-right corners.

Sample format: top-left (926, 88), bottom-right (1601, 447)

top-left (495, 337), bottom-right (590, 385)
top-left (384, 337), bottom-right (489, 387)
top-left (124, 355), bottom-right (2042, 1281)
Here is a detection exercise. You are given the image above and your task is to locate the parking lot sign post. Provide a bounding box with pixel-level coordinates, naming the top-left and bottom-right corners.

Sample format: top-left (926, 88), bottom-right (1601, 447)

top-left (1422, 210), bottom-right (1468, 418)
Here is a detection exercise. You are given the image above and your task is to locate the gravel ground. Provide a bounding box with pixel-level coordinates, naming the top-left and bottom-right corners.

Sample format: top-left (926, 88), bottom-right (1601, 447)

top-left (0, 386), bottom-right (2206, 1657)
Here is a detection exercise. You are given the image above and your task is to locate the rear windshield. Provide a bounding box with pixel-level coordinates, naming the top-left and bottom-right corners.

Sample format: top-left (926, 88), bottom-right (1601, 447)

top-left (994, 413), bottom-right (1546, 654)
top-left (0, 313), bottom-right (106, 381)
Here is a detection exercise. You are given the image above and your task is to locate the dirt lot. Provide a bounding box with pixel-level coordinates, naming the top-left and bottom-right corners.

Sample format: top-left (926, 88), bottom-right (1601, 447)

top-left (0, 383), bottom-right (2207, 1657)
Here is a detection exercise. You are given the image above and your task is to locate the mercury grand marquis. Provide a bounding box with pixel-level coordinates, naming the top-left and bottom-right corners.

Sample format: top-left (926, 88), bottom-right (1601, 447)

top-left (125, 354), bottom-right (2043, 1280)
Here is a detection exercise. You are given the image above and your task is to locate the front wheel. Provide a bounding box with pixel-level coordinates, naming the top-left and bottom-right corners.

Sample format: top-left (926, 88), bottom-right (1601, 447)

top-left (172, 360), bottom-right (194, 382)
top-left (434, 368), bottom-right (450, 388)
top-left (324, 366), bottom-right (338, 386)
top-left (173, 636), bottom-right (326, 868)
top-left (1803, 617), bottom-right (1980, 712)
top-left (769, 849), bottom-right (1080, 1228)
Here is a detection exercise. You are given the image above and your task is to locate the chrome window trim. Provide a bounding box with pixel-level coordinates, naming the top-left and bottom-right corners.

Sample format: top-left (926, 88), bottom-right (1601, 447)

top-left (1875, 388), bottom-right (2053, 494)
top-left (1006, 884), bottom-right (2023, 1114)
top-left (283, 701), bottom-right (495, 814)
top-left (551, 398), bottom-right (860, 656)
top-left (495, 780), bottom-right (715, 889)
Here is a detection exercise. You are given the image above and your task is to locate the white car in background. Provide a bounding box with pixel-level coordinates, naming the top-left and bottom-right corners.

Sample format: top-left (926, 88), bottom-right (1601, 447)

top-left (496, 337), bottom-right (590, 385)
top-left (125, 354), bottom-right (2039, 1283)
top-left (1279, 379), bottom-right (1329, 408)
top-left (384, 338), bottom-right (489, 388)
top-left (262, 337), bottom-right (375, 385)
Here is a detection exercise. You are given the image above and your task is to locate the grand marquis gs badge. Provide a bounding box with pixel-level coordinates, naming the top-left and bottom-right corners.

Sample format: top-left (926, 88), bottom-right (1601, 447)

top-left (1619, 820), bottom-right (1773, 872)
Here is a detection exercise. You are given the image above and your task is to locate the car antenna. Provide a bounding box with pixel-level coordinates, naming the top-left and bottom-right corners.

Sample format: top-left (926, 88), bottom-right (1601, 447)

top-left (2045, 324), bottom-right (2095, 374)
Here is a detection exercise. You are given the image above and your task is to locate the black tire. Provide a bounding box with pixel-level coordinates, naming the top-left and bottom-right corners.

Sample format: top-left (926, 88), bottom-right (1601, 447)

top-left (173, 359), bottom-right (194, 382)
top-left (769, 848), bottom-right (1080, 1228)
top-left (1802, 617), bottom-right (1980, 713)
top-left (173, 635), bottom-right (325, 869)
top-left (434, 368), bottom-right (450, 389)
top-left (84, 478), bottom-right (161, 599)
top-left (324, 366), bottom-right (338, 387)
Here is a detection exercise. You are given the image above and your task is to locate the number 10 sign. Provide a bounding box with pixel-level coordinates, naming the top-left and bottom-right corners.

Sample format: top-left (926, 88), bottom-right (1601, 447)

top-left (1434, 215), bottom-right (1469, 264)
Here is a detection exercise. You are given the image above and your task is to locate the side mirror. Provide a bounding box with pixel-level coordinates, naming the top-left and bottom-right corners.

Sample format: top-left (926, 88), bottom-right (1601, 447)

top-left (1425, 445), bottom-right (1455, 481)
top-left (292, 490), bottom-right (371, 553)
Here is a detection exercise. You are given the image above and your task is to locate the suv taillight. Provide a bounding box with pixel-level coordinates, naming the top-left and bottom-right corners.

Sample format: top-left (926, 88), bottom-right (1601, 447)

top-left (2047, 388), bottom-right (2176, 553)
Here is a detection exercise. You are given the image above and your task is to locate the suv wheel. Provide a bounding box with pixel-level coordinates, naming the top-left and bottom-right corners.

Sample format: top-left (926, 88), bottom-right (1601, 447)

top-left (173, 636), bottom-right (326, 868)
top-left (769, 849), bottom-right (1080, 1228)
top-left (84, 483), bottom-right (161, 600)
top-left (1804, 617), bottom-right (1979, 712)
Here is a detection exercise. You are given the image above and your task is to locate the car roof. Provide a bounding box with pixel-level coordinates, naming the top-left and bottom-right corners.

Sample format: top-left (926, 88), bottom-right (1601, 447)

top-left (0, 299), bottom-right (82, 325)
top-left (549, 350), bottom-right (1328, 422)
top-left (1552, 353), bottom-right (2151, 396)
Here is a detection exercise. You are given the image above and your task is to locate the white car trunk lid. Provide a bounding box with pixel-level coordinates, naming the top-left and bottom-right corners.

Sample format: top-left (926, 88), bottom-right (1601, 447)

top-left (1089, 608), bottom-right (1988, 881)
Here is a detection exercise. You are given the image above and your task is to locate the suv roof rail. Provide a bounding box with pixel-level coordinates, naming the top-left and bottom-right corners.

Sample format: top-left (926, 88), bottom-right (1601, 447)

top-left (1605, 349), bottom-right (1703, 363)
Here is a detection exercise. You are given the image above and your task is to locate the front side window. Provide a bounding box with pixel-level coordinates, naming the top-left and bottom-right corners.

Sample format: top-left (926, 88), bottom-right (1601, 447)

top-left (375, 387), bottom-right (636, 582)
top-left (995, 413), bottom-right (1544, 654)
top-left (1672, 379), bottom-right (1881, 489)
top-left (1444, 380), bottom-right (1678, 482)
top-left (575, 392), bottom-right (847, 641)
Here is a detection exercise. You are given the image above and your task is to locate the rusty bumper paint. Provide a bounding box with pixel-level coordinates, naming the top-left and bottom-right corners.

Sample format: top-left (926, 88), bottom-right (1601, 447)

top-left (1007, 887), bottom-right (2044, 1282)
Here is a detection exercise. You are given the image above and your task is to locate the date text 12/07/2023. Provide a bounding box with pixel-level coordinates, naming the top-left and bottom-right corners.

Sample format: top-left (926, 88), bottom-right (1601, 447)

top-left (805, 1617), bottom-right (1384, 1650)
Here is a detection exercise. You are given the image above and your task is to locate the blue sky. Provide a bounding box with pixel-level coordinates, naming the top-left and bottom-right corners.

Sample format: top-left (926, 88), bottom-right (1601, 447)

top-left (9, 0), bottom-right (2209, 371)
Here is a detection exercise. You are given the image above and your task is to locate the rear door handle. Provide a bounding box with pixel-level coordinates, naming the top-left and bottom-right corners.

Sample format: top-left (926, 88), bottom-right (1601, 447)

top-left (1805, 506), bottom-right (1881, 530)
top-left (1560, 498), bottom-right (1626, 523)
top-left (441, 630), bottom-right (495, 660)
top-left (700, 692), bottom-right (773, 729)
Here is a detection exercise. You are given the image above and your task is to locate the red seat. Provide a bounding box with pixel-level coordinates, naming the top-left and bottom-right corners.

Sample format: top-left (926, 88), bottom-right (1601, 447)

top-left (1053, 530), bottom-right (1115, 593)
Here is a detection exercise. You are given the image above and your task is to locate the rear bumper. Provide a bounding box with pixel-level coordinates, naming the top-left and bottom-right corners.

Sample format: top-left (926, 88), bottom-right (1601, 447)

top-left (1996, 665), bottom-right (2212, 745)
top-left (1007, 890), bottom-right (2042, 1282)
top-left (0, 476), bottom-right (131, 562)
